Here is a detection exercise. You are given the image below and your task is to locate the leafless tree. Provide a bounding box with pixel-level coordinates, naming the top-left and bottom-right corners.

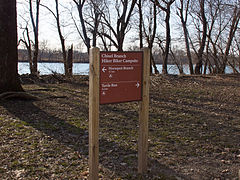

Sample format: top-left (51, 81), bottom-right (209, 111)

top-left (192, 0), bottom-right (208, 74)
top-left (99, 0), bottom-right (137, 51)
top-left (70, 0), bottom-right (104, 52)
top-left (142, 1), bottom-right (159, 74)
top-left (203, 0), bottom-right (221, 74)
top-left (41, 0), bottom-right (73, 76)
top-left (137, 0), bottom-right (144, 49)
top-left (18, 0), bottom-right (41, 75)
top-left (204, 0), bottom-right (240, 73)
top-left (29, 0), bottom-right (40, 75)
top-left (176, 0), bottom-right (194, 74)
top-left (152, 0), bottom-right (176, 74)
top-left (72, 0), bottom-right (91, 52)
top-left (19, 25), bottom-right (34, 73)
top-left (219, 5), bottom-right (240, 73)
top-left (0, 0), bottom-right (23, 93)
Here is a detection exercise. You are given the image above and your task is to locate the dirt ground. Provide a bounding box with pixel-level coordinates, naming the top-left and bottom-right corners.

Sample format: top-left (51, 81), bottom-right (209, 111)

top-left (0, 74), bottom-right (240, 179)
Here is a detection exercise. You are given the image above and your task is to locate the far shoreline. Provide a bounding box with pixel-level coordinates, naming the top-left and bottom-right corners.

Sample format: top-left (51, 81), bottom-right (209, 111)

top-left (18, 60), bottom-right (169, 65)
top-left (18, 60), bottom-right (89, 64)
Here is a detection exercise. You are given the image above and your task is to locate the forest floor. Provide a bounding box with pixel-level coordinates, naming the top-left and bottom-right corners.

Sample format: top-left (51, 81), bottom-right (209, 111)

top-left (0, 74), bottom-right (240, 179)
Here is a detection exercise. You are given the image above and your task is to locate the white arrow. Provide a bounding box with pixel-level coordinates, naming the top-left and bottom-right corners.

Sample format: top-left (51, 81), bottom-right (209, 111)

top-left (109, 74), bottom-right (113, 78)
top-left (102, 91), bottom-right (106, 95)
top-left (102, 67), bottom-right (107, 73)
top-left (136, 82), bottom-right (140, 88)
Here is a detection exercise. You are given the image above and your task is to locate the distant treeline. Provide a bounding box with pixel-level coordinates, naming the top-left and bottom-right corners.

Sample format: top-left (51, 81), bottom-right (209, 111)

top-left (18, 49), bottom-right (89, 63)
top-left (18, 48), bottom-right (239, 69)
top-left (18, 48), bottom-right (192, 65)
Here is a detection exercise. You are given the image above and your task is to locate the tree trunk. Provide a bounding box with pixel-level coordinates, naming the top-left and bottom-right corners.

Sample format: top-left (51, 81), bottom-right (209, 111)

top-left (0, 0), bottom-right (23, 93)
top-left (170, 49), bottom-right (184, 74)
top-left (162, 7), bottom-right (171, 74)
top-left (238, 50), bottom-right (240, 72)
top-left (177, 0), bottom-right (194, 74)
top-left (138, 0), bottom-right (143, 49)
top-left (154, 0), bottom-right (175, 74)
top-left (20, 26), bottom-right (34, 74)
top-left (195, 0), bottom-right (207, 74)
top-left (54, 0), bottom-right (68, 76)
top-left (29, 0), bottom-right (40, 75)
top-left (150, 51), bottom-right (159, 74)
top-left (182, 22), bottom-right (193, 74)
top-left (74, 0), bottom-right (91, 53)
top-left (67, 45), bottom-right (73, 76)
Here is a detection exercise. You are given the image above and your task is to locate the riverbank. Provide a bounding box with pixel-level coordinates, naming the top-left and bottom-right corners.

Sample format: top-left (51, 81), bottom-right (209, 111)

top-left (18, 62), bottom-right (240, 75)
top-left (0, 74), bottom-right (240, 179)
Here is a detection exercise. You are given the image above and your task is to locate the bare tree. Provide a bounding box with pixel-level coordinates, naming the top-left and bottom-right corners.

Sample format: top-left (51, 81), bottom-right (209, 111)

top-left (29, 0), bottom-right (41, 75)
top-left (0, 0), bottom-right (23, 93)
top-left (18, 0), bottom-right (40, 75)
top-left (72, 0), bottom-right (91, 52)
top-left (193, 0), bottom-right (208, 74)
top-left (19, 25), bottom-right (34, 73)
top-left (204, 0), bottom-right (240, 74)
top-left (137, 0), bottom-right (144, 49)
top-left (142, 1), bottom-right (159, 74)
top-left (99, 0), bottom-right (137, 51)
top-left (176, 0), bottom-right (194, 74)
top-left (41, 0), bottom-right (73, 76)
top-left (220, 5), bottom-right (240, 73)
top-left (203, 0), bottom-right (221, 74)
top-left (152, 0), bottom-right (175, 74)
top-left (69, 0), bottom-right (103, 52)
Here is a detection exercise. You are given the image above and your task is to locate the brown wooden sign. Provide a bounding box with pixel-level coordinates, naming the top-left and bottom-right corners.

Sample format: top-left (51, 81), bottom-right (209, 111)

top-left (100, 51), bottom-right (143, 104)
top-left (89, 48), bottom-right (150, 179)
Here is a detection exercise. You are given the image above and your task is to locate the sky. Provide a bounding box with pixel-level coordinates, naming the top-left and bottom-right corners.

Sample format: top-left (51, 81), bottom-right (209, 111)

top-left (17, 0), bottom-right (84, 51)
top-left (16, 0), bottom-right (183, 52)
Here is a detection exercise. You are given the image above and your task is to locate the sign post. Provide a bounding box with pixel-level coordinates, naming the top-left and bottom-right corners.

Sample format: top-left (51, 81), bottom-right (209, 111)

top-left (89, 47), bottom-right (150, 179)
top-left (138, 48), bottom-right (150, 174)
top-left (89, 47), bottom-right (100, 180)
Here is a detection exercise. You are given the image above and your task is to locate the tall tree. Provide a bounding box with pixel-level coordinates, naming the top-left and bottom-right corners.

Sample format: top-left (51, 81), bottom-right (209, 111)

top-left (203, 0), bottom-right (220, 74)
top-left (137, 0), bottom-right (144, 49)
top-left (176, 0), bottom-right (194, 74)
top-left (100, 0), bottom-right (137, 51)
top-left (29, 0), bottom-right (41, 75)
top-left (0, 0), bottom-right (23, 93)
top-left (220, 6), bottom-right (240, 73)
top-left (152, 0), bottom-right (175, 74)
top-left (202, 0), bottom-right (240, 74)
top-left (143, 1), bottom-right (159, 74)
top-left (41, 0), bottom-right (73, 76)
top-left (72, 0), bottom-right (91, 52)
top-left (18, 0), bottom-right (40, 75)
top-left (193, 0), bottom-right (207, 74)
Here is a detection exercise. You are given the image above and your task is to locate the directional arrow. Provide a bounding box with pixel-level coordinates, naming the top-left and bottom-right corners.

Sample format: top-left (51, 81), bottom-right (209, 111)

top-left (102, 91), bottom-right (106, 95)
top-left (109, 74), bottom-right (113, 78)
top-left (102, 67), bottom-right (107, 73)
top-left (136, 82), bottom-right (140, 88)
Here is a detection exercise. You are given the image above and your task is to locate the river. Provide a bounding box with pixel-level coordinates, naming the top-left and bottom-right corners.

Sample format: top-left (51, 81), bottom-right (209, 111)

top-left (18, 62), bottom-right (238, 75)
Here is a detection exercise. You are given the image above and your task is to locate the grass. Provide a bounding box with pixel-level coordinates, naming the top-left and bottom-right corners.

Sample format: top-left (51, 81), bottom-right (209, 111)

top-left (0, 74), bottom-right (240, 179)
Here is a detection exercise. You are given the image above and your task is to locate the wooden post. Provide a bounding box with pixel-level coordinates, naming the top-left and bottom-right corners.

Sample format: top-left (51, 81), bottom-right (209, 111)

top-left (89, 47), bottom-right (100, 180)
top-left (238, 169), bottom-right (240, 180)
top-left (138, 48), bottom-right (150, 174)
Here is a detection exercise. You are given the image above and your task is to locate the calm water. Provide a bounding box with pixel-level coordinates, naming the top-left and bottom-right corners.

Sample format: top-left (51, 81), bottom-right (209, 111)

top-left (18, 62), bottom-right (238, 75)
